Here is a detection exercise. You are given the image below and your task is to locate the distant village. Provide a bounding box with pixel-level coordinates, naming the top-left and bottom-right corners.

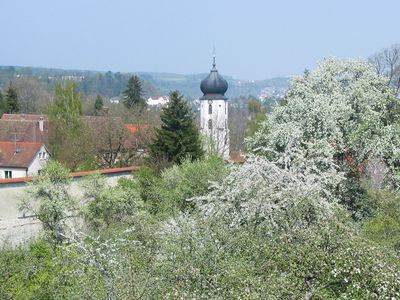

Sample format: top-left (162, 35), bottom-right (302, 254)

top-left (0, 113), bottom-right (146, 179)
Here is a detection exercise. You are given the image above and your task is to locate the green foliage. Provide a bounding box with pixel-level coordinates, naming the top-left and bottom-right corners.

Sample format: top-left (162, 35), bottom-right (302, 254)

top-left (363, 189), bottom-right (400, 251)
top-left (81, 175), bottom-right (143, 230)
top-left (48, 82), bottom-right (95, 170)
top-left (0, 240), bottom-right (60, 299)
top-left (78, 70), bottom-right (159, 98)
top-left (155, 214), bottom-right (400, 299)
top-left (48, 81), bottom-right (83, 130)
top-left (246, 98), bottom-right (267, 137)
top-left (0, 90), bottom-right (4, 115)
top-left (123, 75), bottom-right (146, 109)
top-left (5, 82), bottom-right (20, 113)
top-left (94, 95), bottom-right (104, 112)
top-left (138, 155), bottom-right (227, 214)
top-left (149, 90), bottom-right (203, 168)
top-left (19, 161), bottom-right (75, 244)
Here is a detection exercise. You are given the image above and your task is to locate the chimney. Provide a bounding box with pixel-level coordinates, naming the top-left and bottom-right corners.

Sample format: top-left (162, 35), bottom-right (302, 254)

top-left (39, 116), bottom-right (44, 132)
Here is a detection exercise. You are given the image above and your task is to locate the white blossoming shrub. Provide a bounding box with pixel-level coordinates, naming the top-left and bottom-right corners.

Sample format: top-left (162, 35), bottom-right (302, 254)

top-left (248, 58), bottom-right (400, 217)
top-left (154, 212), bottom-right (400, 299)
top-left (19, 161), bottom-right (77, 244)
top-left (192, 155), bottom-right (343, 232)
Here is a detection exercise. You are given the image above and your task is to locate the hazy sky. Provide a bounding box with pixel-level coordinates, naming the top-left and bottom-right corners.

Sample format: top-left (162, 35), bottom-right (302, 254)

top-left (0, 0), bottom-right (398, 79)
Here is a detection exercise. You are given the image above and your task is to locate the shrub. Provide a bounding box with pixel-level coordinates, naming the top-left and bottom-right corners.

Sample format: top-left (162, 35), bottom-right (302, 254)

top-left (363, 189), bottom-right (400, 251)
top-left (137, 156), bottom-right (228, 215)
top-left (81, 174), bottom-right (143, 230)
top-left (19, 161), bottom-right (75, 244)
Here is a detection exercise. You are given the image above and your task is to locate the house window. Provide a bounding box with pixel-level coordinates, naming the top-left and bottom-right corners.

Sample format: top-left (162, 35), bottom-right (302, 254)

top-left (5, 171), bottom-right (12, 179)
top-left (208, 119), bottom-right (212, 130)
top-left (208, 104), bottom-right (212, 114)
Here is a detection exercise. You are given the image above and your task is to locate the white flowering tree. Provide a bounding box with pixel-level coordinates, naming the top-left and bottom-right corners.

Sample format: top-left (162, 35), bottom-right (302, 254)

top-left (247, 58), bottom-right (400, 217)
top-left (19, 161), bottom-right (76, 243)
top-left (191, 155), bottom-right (343, 233)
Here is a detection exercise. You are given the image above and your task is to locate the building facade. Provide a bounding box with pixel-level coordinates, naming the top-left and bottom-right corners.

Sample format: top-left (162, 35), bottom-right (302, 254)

top-left (0, 142), bottom-right (50, 179)
top-left (199, 57), bottom-right (230, 159)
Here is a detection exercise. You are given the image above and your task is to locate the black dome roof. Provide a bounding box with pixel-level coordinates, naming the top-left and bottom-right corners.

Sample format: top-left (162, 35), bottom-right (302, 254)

top-left (200, 60), bottom-right (228, 100)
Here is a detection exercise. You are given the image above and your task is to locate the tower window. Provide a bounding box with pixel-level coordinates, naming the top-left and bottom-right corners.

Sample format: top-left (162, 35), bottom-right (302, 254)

top-left (208, 119), bottom-right (212, 129)
top-left (208, 104), bottom-right (212, 114)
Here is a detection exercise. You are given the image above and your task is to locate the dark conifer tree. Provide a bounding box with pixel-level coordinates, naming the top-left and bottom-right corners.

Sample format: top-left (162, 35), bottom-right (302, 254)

top-left (149, 90), bottom-right (203, 165)
top-left (123, 75), bottom-right (146, 109)
top-left (0, 91), bottom-right (4, 115)
top-left (94, 95), bottom-right (104, 113)
top-left (5, 82), bottom-right (19, 113)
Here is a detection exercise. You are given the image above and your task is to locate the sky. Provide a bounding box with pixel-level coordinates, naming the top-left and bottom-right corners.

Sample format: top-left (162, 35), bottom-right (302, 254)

top-left (0, 0), bottom-right (399, 80)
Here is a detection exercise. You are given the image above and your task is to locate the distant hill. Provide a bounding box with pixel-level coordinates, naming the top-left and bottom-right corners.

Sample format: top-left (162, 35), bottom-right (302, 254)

top-left (0, 65), bottom-right (290, 100)
top-left (139, 72), bottom-right (290, 99)
top-left (0, 66), bottom-right (160, 99)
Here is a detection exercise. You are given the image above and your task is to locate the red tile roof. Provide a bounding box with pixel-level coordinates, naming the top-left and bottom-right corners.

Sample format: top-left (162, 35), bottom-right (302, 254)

top-left (1, 114), bottom-right (48, 121)
top-left (124, 124), bottom-right (148, 134)
top-left (0, 141), bottom-right (43, 168)
top-left (72, 166), bottom-right (141, 177)
top-left (0, 119), bottom-right (48, 143)
top-left (125, 123), bottom-right (139, 134)
top-left (0, 166), bottom-right (141, 184)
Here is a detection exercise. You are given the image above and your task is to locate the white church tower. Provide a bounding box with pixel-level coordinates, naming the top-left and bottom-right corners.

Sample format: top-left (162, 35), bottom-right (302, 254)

top-left (199, 55), bottom-right (230, 159)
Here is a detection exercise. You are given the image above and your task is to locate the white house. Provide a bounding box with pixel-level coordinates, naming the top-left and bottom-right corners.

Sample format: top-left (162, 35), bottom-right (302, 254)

top-left (147, 96), bottom-right (170, 107)
top-left (199, 56), bottom-right (230, 159)
top-left (109, 97), bottom-right (120, 104)
top-left (0, 141), bottom-right (50, 179)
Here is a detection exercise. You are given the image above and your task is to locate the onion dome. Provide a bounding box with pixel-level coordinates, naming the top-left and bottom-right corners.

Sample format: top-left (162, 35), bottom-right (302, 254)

top-left (200, 56), bottom-right (228, 100)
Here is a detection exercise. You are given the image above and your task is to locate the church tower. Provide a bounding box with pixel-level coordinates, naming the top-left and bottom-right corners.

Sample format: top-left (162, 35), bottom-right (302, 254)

top-left (199, 55), bottom-right (229, 159)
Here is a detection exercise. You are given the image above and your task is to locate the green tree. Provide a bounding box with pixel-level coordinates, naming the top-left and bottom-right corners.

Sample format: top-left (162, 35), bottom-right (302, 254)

top-left (48, 82), bottom-right (94, 170)
top-left (19, 161), bottom-right (75, 244)
top-left (48, 81), bottom-right (83, 130)
top-left (149, 90), bottom-right (203, 167)
top-left (246, 99), bottom-right (267, 137)
top-left (0, 90), bottom-right (4, 115)
top-left (5, 82), bottom-right (20, 113)
top-left (94, 95), bottom-right (104, 114)
top-left (123, 75), bottom-right (146, 109)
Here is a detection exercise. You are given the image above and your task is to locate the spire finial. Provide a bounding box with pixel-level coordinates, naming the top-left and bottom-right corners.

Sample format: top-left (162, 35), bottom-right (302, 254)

top-left (212, 46), bottom-right (216, 68)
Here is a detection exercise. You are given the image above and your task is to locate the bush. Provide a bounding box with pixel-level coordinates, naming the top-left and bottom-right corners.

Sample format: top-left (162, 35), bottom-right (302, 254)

top-left (363, 189), bottom-right (400, 251)
top-left (81, 174), bottom-right (143, 230)
top-left (154, 213), bottom-right (400, 299)
top-left (137, 156), bottom-right (228, 215)
top-left (19, 161), bottom-right (75, 244)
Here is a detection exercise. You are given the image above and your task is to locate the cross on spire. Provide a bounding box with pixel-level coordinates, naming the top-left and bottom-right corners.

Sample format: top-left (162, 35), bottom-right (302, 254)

top-left (212, 46), bottom-right (216, 68)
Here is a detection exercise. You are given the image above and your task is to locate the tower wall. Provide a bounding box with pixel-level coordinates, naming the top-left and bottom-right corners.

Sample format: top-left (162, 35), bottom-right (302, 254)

top-left (200, 99), bottom-right (229, 159)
